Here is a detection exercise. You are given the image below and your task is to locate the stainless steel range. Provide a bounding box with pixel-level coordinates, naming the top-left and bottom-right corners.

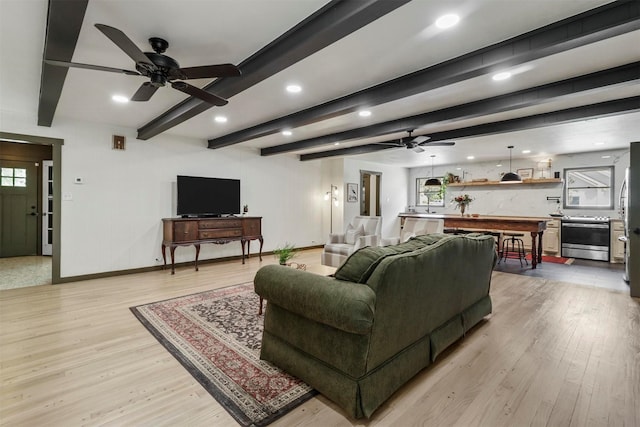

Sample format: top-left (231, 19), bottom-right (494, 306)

top-left (561, 216), bottom-right (610, 261)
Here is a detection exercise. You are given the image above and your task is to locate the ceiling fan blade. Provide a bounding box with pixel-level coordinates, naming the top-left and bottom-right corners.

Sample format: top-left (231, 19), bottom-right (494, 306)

top-left (424, 141), bottom-right (456, 146)
top-left (175, 64), bottom-right (242, 80)
top-left (131, 82), bottom-right (159, 101)
top-left (95, 24), bottom-right (155, 69)
top-left (44, 59), bottom-right (141, 76)
top-left (412, 146), bottom-right (425, 153)
top-left (171, 81), bottom-right (228, 106)
top-left (412, 135), bottom-right (430, 144)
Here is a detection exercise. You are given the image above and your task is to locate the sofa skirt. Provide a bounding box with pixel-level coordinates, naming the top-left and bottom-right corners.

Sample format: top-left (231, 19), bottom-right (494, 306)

top-left (260, 306), bottom-right (434, 419)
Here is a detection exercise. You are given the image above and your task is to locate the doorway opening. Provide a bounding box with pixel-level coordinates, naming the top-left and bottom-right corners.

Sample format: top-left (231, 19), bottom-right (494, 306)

top-left (0, 132), bottom-right (63, 288)
top-left (360, 170), bottom-right (382, 216)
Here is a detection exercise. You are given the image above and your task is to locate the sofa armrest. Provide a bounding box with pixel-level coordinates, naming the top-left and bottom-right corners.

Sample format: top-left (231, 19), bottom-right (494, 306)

top-left (254, 265), bottom-right (375, 335)
top-left (327, 233), bottom-right (345, 244)
top-left (353, 234), bottom-right (379, 251)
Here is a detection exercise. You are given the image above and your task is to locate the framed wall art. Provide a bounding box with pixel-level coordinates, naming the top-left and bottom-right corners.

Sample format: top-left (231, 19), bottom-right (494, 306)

top-left (346, 182), bottom-right (358, 202)
top-left (516, 168), bottom-right (534, 179)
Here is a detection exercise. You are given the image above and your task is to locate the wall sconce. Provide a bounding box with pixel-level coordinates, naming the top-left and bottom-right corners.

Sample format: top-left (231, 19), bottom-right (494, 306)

top-left (325, 184), bottom-right (338, 233)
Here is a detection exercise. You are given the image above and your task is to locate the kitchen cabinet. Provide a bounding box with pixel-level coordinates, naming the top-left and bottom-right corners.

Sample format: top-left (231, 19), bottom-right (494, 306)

top-left (542, 219), bottom-right (560, 255)
top-left (610, 219), bottom-right (625, 263)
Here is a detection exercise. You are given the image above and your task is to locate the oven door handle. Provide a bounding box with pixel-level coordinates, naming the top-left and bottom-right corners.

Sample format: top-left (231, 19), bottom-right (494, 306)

top-left (561, 223), bottom-right (609, 229)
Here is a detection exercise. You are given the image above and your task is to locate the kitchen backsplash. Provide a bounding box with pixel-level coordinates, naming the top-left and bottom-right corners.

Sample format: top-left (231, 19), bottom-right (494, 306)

top-left (408, 148), bottom-right (630, 219)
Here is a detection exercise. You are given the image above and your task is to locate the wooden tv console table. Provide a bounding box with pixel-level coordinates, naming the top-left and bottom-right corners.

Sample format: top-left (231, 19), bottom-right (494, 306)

top-left (162, 216), bottom-right (263, 274)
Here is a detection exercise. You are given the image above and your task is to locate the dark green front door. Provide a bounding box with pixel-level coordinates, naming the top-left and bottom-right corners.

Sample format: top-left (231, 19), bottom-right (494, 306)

top-left (0, 160), bottom-right (38, 257)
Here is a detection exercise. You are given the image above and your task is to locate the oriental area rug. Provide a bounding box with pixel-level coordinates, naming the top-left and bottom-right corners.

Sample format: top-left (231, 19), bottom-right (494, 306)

top-left (130, 283), bottom-right (316, 426)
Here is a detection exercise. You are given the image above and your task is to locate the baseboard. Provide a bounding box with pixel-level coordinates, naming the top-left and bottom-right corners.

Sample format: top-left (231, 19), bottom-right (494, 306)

top-left (54, 245), bottom-right (324, 284)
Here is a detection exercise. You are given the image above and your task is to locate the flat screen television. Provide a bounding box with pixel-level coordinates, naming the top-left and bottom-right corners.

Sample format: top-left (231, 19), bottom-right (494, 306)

top-left (177, 175), bottom-right (240, 217)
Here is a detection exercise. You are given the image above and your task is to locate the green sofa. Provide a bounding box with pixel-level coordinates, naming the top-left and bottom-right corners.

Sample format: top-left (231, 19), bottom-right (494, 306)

top-left (254, 233), bottom-right (496, 419)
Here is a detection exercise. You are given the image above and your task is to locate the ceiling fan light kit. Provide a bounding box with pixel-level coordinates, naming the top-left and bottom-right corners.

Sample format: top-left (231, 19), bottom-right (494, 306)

top-left (44, 24), bottom-right (241, 105)
top-left (378, 130), bottom-right (455, 153)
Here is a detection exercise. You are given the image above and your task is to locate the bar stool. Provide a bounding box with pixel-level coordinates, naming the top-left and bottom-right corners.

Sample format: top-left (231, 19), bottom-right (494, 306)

top-left (500, 232), bottom-right (528, 266)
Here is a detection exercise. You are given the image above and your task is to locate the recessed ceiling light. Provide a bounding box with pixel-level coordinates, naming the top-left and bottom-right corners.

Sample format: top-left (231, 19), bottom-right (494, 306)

top-left (602, 155), bottom-right (611, 159)
top-left (112, 95), bottom-right (129, 103)
top-left (358, 110), bottom-right (371, 117)
top-left (286, 84), bottom-right (302, 93)
top-left (214, 115), bottom-right (227, 123)
top-left (492, 72), bottom-right (512, 81)
top-left (496, 163), bottom-right (503, 167)
top-left (282, 130), bottom-right (292, 136)
top-left (435, 14), bottom-right (460, 29)
top-left (594, 142), bottom-right (605, 146)
top-left (334, 142), bottom-right (340, 146)
top-left (456, 167), bottom-right (462, 170)
top-left (522, 150), bottom-right (531, 154)
top-left (467, 156), bottom-right (475, 160)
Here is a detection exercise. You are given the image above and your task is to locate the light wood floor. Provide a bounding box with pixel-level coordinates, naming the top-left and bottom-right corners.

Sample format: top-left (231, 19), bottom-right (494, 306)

top-left (1, 249), bottom-right (638, 426)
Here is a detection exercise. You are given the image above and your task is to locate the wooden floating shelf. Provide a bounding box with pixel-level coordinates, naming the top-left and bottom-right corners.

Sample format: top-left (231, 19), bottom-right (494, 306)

top-left (448, 178), bottom-right (562, 187)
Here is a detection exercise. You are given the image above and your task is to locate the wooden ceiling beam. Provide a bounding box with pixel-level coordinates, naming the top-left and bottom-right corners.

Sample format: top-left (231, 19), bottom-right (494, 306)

top-left (261, 62), bottom-right (640, 156)
top-left (211, 1), bottom-right (640, 150)
top-left (299, 97), bottom-right (640, 161)
top-left (37, 0), bottom-right (89, 127)
top-left (136, 0), bottom-right (411, 140)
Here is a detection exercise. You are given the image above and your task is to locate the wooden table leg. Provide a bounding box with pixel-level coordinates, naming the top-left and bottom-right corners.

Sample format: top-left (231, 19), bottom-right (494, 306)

top-left (537, 231), bottom-right (544, 264)
top-left (170, 245), bottom-right (176, 275)
top-left (258, 296), bottom-right (263, 315)
top-left (241, 239), bottom-right (246, 264)
top-left (161, 243), bottom-right (167, 270)
top-left (530, 232), bottom-right (538, 269)
top-left (258, 237), bottom-right (263, 261)
top-left (194, 244), bottom-right (200, 271)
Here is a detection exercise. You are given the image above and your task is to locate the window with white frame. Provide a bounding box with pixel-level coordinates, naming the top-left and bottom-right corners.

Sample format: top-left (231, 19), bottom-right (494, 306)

top-left (564, 166), bottom-right (613, 209)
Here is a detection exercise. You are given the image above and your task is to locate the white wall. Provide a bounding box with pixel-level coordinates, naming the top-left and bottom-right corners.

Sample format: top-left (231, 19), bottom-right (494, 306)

top-left (2, 110), bottom-right (329, 277)
top-left (408, 149), bottom-right (631, 219)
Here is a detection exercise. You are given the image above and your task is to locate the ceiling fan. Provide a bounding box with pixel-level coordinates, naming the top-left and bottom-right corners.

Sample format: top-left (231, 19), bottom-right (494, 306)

top-left (45, 24), bottom-right (241, 105)
top-left (378, 130), bottom-right (455, 153)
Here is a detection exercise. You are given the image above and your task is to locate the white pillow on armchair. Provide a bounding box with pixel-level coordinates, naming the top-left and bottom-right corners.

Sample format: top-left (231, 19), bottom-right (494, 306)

top-left (345, 224), bottom-right (365, 245)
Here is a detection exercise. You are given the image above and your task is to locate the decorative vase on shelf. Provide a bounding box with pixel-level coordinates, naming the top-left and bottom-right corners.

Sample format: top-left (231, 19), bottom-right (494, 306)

top-left (459, 204), bottom-right (466, 216)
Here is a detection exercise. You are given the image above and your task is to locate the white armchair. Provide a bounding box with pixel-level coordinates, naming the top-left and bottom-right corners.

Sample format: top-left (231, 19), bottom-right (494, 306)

top-left (381, 217), bottom-right (444, 246)
top-left (321, 216), bottom-right (383, 267)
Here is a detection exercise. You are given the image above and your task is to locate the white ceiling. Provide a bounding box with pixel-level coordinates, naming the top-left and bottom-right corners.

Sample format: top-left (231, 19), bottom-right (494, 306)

top-left (1, 0), bottom-right (638, 168)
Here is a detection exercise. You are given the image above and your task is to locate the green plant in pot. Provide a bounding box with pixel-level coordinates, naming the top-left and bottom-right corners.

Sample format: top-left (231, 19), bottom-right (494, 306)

top-left (273, 243), bottom-right (296, 265)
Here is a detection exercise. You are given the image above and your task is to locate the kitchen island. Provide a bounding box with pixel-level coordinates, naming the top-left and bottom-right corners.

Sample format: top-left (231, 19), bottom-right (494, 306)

top-left (398, 213), bottom-right (549, 269)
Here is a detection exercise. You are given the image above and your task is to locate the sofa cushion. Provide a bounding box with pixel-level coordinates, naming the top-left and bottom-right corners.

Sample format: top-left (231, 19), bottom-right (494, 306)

top-left (345, 224), bottom-right (365, 244)
top-left (335, 234), bottom-right (447, 283)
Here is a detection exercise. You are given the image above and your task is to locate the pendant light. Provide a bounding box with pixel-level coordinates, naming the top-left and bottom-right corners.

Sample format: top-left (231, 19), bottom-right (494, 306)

top-left (500, 145), bottom-right (522, 183)
top-left (424, 155), bottom-right (441, 188)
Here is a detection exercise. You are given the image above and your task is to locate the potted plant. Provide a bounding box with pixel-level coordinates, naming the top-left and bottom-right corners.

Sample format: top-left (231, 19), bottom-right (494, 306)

top-left (273, 243), bottom-right (296, 265)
